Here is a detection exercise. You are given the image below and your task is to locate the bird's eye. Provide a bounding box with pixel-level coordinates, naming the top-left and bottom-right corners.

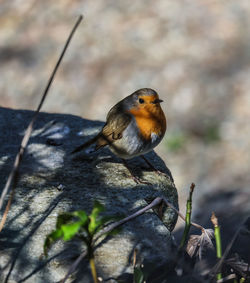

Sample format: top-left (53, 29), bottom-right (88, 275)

top-left (139, 98), bottom-right (145, 104)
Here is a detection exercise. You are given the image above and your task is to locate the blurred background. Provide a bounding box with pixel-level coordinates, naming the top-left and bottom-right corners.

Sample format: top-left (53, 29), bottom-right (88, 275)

top-left (0, 0), bottom-right (249, 254)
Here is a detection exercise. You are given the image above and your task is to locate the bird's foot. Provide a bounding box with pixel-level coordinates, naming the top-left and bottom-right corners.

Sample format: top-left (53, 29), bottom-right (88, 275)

top-left (130, 175), bottom-right (152, 185)
top-left (155, 170), bottom-right (167, 177)
top-left (122, 159), bottom-right (152, 185)
top-left (141, 155), bottom-right (167, 177)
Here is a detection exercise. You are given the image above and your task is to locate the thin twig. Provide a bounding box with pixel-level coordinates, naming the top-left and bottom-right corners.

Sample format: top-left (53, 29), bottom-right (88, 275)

top-left (97, 195), bottom-right (205, 238)
top-left (97, 197), bottom-right (163, 237)
top-left (60, 250), bottom-right (87, 283)
top-left (97, 194), bottom-right (205, 240)
top-left (161, 196), bottom-right (204, 232)
top-left (0, 15), bottom-right (83, 232)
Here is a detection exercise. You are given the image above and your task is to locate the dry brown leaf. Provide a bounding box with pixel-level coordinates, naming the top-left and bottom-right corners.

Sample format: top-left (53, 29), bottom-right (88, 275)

top-left (186, 229), bottom-right (214, 259)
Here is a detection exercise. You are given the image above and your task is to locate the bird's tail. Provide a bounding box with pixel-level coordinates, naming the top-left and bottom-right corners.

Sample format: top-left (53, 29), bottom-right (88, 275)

top-left (71, 134), bottom-right (100, 154)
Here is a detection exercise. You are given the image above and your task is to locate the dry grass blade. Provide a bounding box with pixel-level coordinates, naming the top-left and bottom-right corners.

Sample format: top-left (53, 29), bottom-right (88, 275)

top-left (186, 234), bottom-right (200, 258)
top-left (199, 228), bottom-right (214, 259)
top-left (186, 228), bottom-right (214, 259)
top-left (0, 15), bottom-right (83, 232)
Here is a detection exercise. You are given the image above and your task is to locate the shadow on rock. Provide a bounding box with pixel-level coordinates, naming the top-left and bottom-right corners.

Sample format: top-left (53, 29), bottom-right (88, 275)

top-left (0, 107), bottom-right (178, 283)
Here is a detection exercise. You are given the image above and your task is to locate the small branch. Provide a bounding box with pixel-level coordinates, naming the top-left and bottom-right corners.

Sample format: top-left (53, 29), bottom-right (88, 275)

top-left (60, 250), bottom-right (87, 283)
top-left (97, 197), bottom-right (163, 238)
top-left (161, 196), bottom-right (204, 232)
top-left (0, 15), bottom-right (83, 232)
top-left (179, 183), bottom-right (195, 250)
top-left (161, 196), bottom-right (186, 221)
top-left (98, 193), bottom-right (204, 240)
top-left (211, 212), bottom-right (222, 281)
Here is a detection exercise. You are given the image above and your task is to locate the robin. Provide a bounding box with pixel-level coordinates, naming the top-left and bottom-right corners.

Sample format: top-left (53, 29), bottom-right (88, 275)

top-left (71, 88), bottom-right (167, 184)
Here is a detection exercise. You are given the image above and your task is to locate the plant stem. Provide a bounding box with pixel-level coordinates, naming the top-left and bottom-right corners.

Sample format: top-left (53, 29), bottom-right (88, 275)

top-left (211, 218), bottom-right (248, 279)
top-left (89, 256), bottom-right (98, 283)
top-left (63, 193), bottom-right (207, 282)
top-left (179, 183), bottom-right (195, 250)
top-left (211, 212), bottom-right (222, 280)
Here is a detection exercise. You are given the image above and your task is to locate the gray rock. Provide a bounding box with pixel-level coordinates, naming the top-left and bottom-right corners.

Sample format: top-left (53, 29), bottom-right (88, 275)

top-left (0, 107), bottom-right (178, 282)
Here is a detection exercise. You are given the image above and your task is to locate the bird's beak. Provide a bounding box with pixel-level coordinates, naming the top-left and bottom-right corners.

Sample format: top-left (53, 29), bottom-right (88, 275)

top-left (152, 98), bottom-right (164, 104)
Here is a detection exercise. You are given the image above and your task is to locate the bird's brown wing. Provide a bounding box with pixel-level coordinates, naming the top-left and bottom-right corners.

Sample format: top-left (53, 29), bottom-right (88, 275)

top-left (96, 105), bottom-right (131, 149)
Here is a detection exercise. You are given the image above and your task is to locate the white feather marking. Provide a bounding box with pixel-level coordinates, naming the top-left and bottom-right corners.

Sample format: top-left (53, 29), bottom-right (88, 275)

top-left (151, 132), bottom-right (159, 143)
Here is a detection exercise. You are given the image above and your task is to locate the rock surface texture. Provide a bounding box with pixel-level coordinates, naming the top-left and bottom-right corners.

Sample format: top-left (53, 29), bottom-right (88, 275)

top-left (0, 107), bottom-right (178, 282)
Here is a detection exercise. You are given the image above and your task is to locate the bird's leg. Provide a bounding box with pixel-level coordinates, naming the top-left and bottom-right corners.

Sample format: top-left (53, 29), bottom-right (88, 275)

top-left (122, 159), bottom-right (152, 185)
top-left (141, 155), bottom-right (165, 176)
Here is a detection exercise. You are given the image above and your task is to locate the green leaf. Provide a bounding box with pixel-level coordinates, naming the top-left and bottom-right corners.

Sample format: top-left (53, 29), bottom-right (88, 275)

top-left (89, 219), bottom-right (102, 235)
top-left (72, 210), bottom-right (88, 224)
top-left (133, 266), bottom-right (145, 283)
top-left (56, 213), bottom-right (73, 229)
top-left (88, 201), bottom-right (105, 235)
top-left (92, 201), bottom-right (105, 215)
top-left (44, 229), bottom-right (63, 256)
top-left (61, 221), bottom-right (82, 241)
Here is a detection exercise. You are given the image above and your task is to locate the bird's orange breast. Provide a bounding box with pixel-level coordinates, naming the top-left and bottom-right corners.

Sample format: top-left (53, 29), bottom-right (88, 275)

top-left (128, 105), bottom-right (167, 141)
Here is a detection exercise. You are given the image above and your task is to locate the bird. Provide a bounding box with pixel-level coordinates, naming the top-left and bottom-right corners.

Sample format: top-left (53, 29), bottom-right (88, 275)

top-left (71, 88), bottom-right (167, 184)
